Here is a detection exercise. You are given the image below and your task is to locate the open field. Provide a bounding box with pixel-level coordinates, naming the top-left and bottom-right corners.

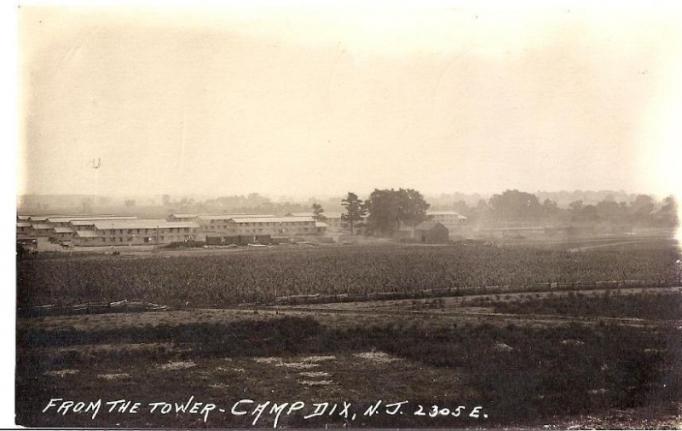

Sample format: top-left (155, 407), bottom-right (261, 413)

top-left (17, 289), bottom-right (682, 428)
top-left (17, 239), bottom-right (680, 308)
top-left (16, 238), bottom-right (681, 427)
top-left (467, 289), bottom-right (682, 320)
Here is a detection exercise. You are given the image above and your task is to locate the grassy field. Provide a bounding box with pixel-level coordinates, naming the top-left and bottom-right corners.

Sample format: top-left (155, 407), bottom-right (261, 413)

top-left (16, 239), bottom-right (681, 427)
top-left (16, 300), bottom-right (681, 428)
top-left (17, 241), bottom-right (680, 308)
top-left (469, 290), bottom-right (682, 320)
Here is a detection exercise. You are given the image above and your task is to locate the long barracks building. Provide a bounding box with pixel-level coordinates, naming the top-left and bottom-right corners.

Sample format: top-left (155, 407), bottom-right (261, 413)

top-left (17, 213), bottom-right (326, 247)
top-left (169, 213), bottom-right (323, 244)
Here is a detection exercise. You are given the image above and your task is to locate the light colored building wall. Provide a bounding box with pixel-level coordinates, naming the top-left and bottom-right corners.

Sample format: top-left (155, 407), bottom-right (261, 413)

top-left (73, 220), bottom-right (199, 246)
top-left (230, 217), bottom-right (317, 236)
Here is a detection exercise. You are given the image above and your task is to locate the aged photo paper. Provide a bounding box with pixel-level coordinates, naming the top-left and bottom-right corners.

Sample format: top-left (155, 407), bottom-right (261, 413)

top-left (13, 1), bottom-right (682, 428)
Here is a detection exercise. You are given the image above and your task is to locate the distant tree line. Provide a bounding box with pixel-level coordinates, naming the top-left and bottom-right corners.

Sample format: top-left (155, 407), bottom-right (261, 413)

top-left (337, 189), bottom-right (678, 236)
top-left (452, 190), bottom-right (678, 227)
top-left (166, 193), bottom-right (310, 215)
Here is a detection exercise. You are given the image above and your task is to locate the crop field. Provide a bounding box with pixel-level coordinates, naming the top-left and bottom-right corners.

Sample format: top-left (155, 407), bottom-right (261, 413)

top-left (16, 239), bottom-right (682, 428)
top-left (17, 241), bottom-right (680, 308)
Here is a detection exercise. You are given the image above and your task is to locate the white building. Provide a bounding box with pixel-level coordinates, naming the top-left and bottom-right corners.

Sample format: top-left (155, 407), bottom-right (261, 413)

top-left (230, 216), bottom-right (317, 236)
top-left (288, 211), bottom-right (346, 231)
top-left (427, 210), bottom-right (467, 226)
top-left (73, 219), bottom-right (199, 246)
top-left (193, 214), bottom-right (275, 237)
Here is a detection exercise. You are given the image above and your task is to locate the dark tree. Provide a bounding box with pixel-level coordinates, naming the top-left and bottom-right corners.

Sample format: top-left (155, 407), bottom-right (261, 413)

top-left (341, 192), bottom-right (366, 235)
top-left (365, 189), bottom-right (399, 235)
top-left (542, 198), bottom-right (559, 218)
top-left (654, 195), bottom-right (678, 227)
top-left (312, 203), bottom-right (326, 222)
top-left (596, 199), bottom-right (622, 222)
top-left (629, 194), bottom-right (655, 223)
top-left (365, 188), bottom-right (430, 236)
top-left (579, 204), bottom-right (599, 222)
top-left (569, 200), bottom-right (584, 212)
top-left (488, 190), bottom-right (542, 220)
top-left (397, 188), bottom-right (430, 227)
top-left (453, 200), bottom-right (470, 216)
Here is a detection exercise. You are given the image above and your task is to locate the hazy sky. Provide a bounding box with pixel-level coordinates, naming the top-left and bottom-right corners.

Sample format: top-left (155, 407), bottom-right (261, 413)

top-left (19, 3), bottom-right (682, 198)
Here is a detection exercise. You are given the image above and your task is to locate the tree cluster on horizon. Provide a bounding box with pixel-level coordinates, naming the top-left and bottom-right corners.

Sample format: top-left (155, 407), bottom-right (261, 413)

top-left (452, 190), bottom-right (678, 227)
top-left (336, 188), bottom-right (678, 236)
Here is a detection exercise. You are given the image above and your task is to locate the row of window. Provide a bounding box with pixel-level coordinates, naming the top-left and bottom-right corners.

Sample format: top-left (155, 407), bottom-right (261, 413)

top-left (91, 235), bottom-right (192, 243)
top-left (203, 227), bottom-right (312, 233)
top-left (206, 221), bottom-right (313, 227)
top-left (99, 228), bottom-right (192, 235)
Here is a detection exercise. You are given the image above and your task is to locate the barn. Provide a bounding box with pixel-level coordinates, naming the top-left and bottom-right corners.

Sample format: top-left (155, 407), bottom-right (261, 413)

top-left (414, 221), bottom-right (449, 244)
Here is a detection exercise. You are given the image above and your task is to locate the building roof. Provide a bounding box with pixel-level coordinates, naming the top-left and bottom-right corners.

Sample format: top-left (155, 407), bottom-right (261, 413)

top-left (197, 214), bottom-right (274, 221)
top-left (31, 223), bottom-right (53, 230)
top-left (70, 220), bottom-right (100, 226)
top-left (288, 211), bottom-right (343, 219)
top-left (231, 216), bottom-right (315, 224)
top-left (75, 230), bottom-right (99, 238)
top-left (28, 217), bottom-right (49, 222)
top-left (169, 214), bottom-right (198, 219)
top-left (415, 221), bottom-right (448, 231)
top-left (288, 212), bottom-right (314, 217)
top-left (427, 210), bottom-right (467, 220)
top-left (53, 227), bottom-right (74, 233)
top-left (428, 210), bottom-right (467, 216)
top-left (48, 216), bottom-right (136, 223)
top-left (16, 222), bottom-right (31, 227)
top-left (92, 219), bottom-right (199, 230)
top-left (25, 214), bottom-right (115, 221)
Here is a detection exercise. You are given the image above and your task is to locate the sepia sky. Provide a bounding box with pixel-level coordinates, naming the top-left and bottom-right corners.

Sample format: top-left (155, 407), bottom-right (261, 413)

top-left (18, 2), bottom-right (682, 198)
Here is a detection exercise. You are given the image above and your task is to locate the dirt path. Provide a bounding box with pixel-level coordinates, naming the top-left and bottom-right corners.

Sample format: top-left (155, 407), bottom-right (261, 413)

top-left (263, 285), bottom-right (682, 329)
top-left (276, 285), bottom-right (682, 310)
top-left (567, 240), bottom-right (652, 252)
top-left (266, 304), bottom-right (677, 329)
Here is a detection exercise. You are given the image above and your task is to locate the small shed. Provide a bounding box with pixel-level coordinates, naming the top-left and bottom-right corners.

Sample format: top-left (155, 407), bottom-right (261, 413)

top-left (414, 221), bottom-right (449, 244)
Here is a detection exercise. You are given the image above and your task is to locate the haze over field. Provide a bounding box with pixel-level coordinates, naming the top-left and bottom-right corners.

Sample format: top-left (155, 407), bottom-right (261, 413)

top-left (19, 4), bottom-right (682, 198)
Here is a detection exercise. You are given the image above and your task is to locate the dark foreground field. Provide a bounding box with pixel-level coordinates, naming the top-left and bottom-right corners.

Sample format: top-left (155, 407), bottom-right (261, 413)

top-left (16, 240), bottom-right (682, 428)
top-left (17, 290), bottom-right (682, 428)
